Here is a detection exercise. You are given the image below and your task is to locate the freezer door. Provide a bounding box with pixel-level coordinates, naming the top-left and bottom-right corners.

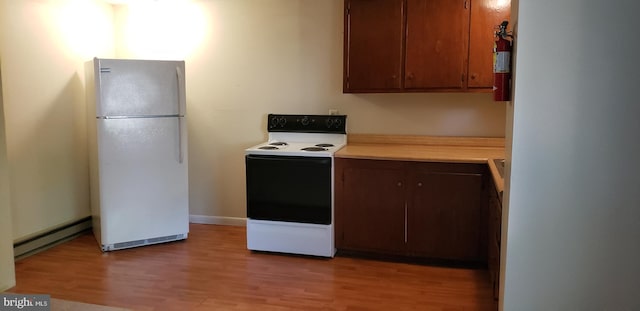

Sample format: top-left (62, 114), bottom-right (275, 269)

top-left (96, 117), bottom-right (188, 245)
top-left (95, 58), bottom-right (186, 117)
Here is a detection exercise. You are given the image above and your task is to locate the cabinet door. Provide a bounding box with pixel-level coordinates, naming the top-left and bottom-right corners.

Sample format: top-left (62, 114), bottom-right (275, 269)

top-left (407, 163), bottom-right (487, 261)
top-left (335, 159), bottom-right (406, 254)
top-left (467, 0), bottom-right (511, 88)
top-left (405, 0), bottom-right (469, 89)
top-left (344, 0), bottom-right (404, 92)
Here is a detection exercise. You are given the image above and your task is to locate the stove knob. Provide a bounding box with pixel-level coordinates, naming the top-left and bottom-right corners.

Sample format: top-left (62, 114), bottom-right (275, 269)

top-left (301, 116), bottom-right (310, 126)
top-left (325, 119), bottom-right (334, 127)
top-left (334, 119), bottom-right (342, 127)
top-left (278, 117), bottom-right (287, 127)
top-left (269, 116), bottom-right (278, 129)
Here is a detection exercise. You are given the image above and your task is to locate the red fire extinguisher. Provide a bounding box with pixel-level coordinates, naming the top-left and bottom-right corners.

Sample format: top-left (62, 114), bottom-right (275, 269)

top-left (493, 21), bottom-right (512, 101)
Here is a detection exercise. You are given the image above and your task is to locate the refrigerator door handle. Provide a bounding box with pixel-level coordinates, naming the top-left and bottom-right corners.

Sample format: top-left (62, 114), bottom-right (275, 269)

top-left (176, 66), bottom-right (184, 116)
top-left (176, 66), bottom-right (185, 164)
top-left (178, 117), bottom-right (184, 164)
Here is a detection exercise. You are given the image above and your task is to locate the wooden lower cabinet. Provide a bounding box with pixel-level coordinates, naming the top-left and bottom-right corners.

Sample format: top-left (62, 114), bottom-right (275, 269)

top-left (335, 159), bottom-right (406, 254)
top-left (407, 163), bottom-right (487, 261)
top-left (335, 158), bottom-right (488, 262)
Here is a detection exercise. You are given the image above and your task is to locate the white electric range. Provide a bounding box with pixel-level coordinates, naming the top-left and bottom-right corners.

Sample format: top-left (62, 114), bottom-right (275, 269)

top-left (244, 114), bottom-right (347, 257)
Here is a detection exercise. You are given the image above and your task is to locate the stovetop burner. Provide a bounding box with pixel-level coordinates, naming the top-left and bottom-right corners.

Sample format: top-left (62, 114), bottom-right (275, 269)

top-left (301, 147), bottom-right (328, 152)
top-left (315, 143), bottom-right (334, 147)
top-left (259, 146), bottom-right (279, 150)
top-left (269, 142), bottom-right (288, 146)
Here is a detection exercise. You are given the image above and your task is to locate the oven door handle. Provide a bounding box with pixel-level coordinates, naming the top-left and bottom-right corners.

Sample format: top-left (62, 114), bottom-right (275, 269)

top-left (246, 154), bottom-right (331, 165)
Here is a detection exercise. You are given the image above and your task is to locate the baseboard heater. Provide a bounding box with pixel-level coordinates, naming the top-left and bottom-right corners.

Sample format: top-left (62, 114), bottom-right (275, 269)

top-left (13, 216), bottom-right (92, 261)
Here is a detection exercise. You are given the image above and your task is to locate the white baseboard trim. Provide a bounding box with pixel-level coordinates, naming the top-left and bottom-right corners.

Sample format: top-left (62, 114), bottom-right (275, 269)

top-left (189, 215), bottom-right (246, 226)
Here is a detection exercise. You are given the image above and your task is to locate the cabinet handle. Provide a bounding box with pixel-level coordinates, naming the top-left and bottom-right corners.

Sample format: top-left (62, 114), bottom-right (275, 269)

top-left (391, 75), bottom-right (397, 80)
top-left (406, 72), bottom-right (414, 80)
top-left (417, 182), bottom-right (423, 187)
top-left (470, 73), bottom-right (477, 80)
top-left (404, 202), bottom-right (408, 243)
top-left (397, 181), bottom-right (402, 187)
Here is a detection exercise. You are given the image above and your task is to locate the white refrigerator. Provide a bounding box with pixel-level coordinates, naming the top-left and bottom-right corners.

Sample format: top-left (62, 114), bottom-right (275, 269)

top-left (85, 58), bottom-right (189, 251)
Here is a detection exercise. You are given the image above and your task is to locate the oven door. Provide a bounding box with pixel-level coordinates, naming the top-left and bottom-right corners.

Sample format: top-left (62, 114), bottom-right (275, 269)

top-left (246, 154), bottom-right (331, 225)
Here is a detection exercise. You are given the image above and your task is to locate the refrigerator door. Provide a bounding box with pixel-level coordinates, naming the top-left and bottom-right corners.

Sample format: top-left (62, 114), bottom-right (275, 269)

top-left (96, 117), bottom-right (188, 246)
top-left (95, 58), bottom-right (186, 117)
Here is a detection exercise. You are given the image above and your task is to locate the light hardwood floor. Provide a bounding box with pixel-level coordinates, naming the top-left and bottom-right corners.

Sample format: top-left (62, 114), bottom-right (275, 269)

top-left (9, 224), bottom-right (496, 310)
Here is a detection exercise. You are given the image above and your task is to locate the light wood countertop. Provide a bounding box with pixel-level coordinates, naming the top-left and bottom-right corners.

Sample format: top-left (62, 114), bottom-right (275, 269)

top-left (486, 157), bottom-right (505, 196)
top-left (336, 134), bottom-right (506, 192)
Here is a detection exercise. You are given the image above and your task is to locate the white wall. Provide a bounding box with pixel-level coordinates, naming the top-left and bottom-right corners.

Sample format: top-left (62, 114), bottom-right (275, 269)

top-left (503, 0), bottom-right (640, 309)
top-left (0, 0), bottom-right (114, 240)
top-left (113, 0), bottom-right (506, 220)
top-left (498, 0), bottom-right (518, 308)
top-left (0, 64), bottom-right (16, 291)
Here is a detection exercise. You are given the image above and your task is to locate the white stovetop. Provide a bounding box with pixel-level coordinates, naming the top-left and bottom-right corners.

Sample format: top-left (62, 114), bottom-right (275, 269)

top-left (245, 132), bottom-right (347, 157)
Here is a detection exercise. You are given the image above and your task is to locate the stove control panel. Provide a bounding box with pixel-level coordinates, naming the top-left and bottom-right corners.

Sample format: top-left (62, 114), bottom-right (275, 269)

top-left (267, 114), bottom-right (347, 134)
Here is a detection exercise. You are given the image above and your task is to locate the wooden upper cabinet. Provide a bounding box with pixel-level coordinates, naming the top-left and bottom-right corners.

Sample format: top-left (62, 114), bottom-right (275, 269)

top-left (468, 0), bottom-right (511, 88)
top-left (344, 0), bottom-right (404, 92)
top-left (405, 0), bottom-right (468, 90)
top-left (344, 0), bottom-right (510, 93)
